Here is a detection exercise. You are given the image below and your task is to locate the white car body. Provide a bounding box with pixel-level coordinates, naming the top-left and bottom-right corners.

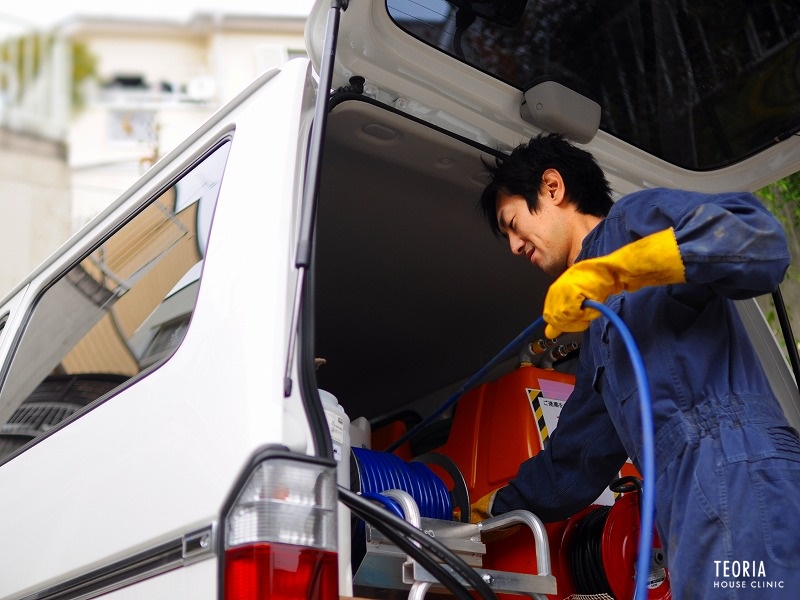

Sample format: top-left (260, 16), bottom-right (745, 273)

top-left (0, 61), bottom-right (318, 599)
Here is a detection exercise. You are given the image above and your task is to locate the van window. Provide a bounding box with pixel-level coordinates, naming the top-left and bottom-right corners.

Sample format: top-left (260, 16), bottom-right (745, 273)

top-left (0, 142), bottom-right (230, 460)
top-left (387, 0), bottom-right (800, 170)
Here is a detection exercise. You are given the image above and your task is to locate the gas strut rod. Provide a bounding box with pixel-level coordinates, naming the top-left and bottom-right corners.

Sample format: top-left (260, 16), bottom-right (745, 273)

top-left (284, 0), bottom-right (348, 399)
top-left (773, 286), bottom-right (800, 394)
top-left (296, 0), bottom-right (348, 269)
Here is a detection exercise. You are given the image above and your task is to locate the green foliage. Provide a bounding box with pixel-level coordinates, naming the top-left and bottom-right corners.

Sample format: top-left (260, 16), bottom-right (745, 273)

top-left (756, 171), bottom-right (800, 281)
top-left (756, 170), bottom-right (800, 354)
top-left (70, 40), bottom-right (98, 111)
top-left (756, 170), bottom-right (800, 228)
top-left (0, 33), bottom-right (98, 112)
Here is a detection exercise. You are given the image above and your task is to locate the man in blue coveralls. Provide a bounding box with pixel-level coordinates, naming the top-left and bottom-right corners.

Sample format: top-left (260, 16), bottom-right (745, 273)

top-left (473, 133), bottom-right (800, 598)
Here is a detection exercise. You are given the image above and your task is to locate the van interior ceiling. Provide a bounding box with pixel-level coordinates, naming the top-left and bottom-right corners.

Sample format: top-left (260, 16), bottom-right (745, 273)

top-left (313, 97), bottom-right (556, 432)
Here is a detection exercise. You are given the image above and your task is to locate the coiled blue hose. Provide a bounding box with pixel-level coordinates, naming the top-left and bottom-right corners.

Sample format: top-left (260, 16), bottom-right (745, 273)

top-left (359, 491), bottom-right (406, 520)
top-left (352, 446), bottom-right (453, 520)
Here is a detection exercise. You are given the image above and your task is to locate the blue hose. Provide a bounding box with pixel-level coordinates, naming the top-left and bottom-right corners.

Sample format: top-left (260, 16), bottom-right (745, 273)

top-left (385, 316), bottom-right (545, 453)
top-left (583, 299), bottom-right (655, 600)
top-left (352, 447), bottom-right (453, 520)
top-left (360, 492), bottom-right (406, 520)
top-left (383, 303), bottom-right (656, 600)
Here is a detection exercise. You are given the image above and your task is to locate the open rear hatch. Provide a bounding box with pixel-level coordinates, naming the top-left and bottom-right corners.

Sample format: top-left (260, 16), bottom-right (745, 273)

top-left (304, 0), bottom-right (800, 434)
top-left (307, 1), bottom-right (800, 193)
top-left (302, 2), bottom-right (800, 598)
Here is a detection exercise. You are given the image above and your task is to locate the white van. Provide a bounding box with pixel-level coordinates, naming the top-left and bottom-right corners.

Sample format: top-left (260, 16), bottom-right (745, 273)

top-left (1, 1), bottom-right (799, 599)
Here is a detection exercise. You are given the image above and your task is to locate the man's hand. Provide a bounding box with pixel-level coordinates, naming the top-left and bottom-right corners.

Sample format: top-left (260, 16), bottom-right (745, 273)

top-left (543, 228), bottom-right (686, 339)
top-left (470, 490), bottom-right (498, 523)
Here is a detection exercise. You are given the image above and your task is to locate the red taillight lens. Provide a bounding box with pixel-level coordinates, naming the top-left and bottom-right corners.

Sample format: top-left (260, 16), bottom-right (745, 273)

top-left (224, 543), bottom-right (338, 600)
top-left (222, 456), bottom-right (339, 599)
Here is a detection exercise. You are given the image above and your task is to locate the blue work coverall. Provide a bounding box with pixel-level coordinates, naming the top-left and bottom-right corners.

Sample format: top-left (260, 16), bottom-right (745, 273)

top-left (493, 189), bottom-right (800, 598)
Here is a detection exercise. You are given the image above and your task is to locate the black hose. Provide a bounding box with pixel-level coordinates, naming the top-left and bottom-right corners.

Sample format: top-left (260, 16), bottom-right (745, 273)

top-left (772, 287), bottom-right (800, 394)
top-left (610, 475), bottom-right (643, 496)
top-left (570, 506), bottom-right (613, 596)
top-left (611, 475), bottom-right (644, 525)
top-left (338, 487), bottom-right (498, 600)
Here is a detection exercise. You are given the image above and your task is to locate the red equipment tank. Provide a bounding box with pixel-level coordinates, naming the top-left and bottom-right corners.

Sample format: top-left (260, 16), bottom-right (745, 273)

top-left (432, 364), bottom-right (670, 599)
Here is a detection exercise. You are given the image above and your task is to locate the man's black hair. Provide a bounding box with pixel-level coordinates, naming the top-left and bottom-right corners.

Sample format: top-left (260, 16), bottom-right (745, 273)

top-left (479, 133), bottom-right (614, 236)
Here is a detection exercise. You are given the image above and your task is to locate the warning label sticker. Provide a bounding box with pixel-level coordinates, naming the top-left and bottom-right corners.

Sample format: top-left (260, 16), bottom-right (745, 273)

top-left (527, 388), bottom-right (564, 450)
top-left (325, 411), bottom-right (345, 444)
top-left (648, 567), bottom-right (667, 589)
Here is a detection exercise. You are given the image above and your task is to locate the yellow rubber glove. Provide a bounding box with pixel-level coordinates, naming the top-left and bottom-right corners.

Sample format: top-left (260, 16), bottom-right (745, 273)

top-left (470, 490), bottom-right (498, 524)
top-left (543, 228), bottom-right (686, 339)
top-left (470, 489), bottom-right (523, 540)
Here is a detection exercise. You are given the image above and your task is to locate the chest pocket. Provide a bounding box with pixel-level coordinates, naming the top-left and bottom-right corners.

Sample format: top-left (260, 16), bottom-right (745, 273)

top-left (592, 365), bottom-right (605, 395)
top-left (594, 294), bottom-right (639, 403)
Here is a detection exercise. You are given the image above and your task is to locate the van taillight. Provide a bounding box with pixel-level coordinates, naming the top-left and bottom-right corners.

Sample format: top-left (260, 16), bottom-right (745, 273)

top-left (224, 544), bottom-right (338, 600)
top-left (222, 456), bottom-right (338, 600)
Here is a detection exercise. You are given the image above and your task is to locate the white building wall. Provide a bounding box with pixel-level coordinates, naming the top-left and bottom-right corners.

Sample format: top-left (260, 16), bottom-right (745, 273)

top-left (210, 30), bottom-right (306, 102)
top-left (85, 34), bottom-right (209, 89)
top-left (0, 12), bottom-right (306, 297)
top-left (0, 130), bottom-right (70, 296)
top-left (66, 14), bottom-right (306, 231)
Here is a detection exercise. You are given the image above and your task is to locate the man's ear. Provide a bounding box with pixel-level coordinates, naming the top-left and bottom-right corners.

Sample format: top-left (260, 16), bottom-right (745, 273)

top-left (541, 168), bottom-right (566, 204)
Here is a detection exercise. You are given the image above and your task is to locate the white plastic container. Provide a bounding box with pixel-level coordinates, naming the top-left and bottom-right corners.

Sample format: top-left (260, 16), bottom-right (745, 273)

top-left (350, 415), bottom-right (372, 450)
top-left (318, 389), bottom-right (352, 595)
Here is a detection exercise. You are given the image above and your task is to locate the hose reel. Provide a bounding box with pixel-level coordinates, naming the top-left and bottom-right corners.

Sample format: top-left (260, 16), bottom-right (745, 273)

top-left (561, 478), bottom-right (670, 600)
top-left (349, 447), bottom-right (557, 598)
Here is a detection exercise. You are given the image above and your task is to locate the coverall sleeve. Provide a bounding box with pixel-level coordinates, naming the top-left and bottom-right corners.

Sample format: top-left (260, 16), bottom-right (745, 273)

top-left (626, 190), bottom-right (790, 299)
top-left (492, 351), bottom-right (629, 522)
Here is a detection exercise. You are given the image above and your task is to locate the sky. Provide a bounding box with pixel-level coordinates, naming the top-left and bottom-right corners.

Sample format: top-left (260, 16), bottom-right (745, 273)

top-left (0, 0), bottom-right (315, 33)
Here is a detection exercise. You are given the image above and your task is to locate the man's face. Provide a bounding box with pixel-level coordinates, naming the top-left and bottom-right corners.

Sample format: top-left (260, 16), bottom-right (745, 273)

top-left (495, 191), bottom-right (571, 277)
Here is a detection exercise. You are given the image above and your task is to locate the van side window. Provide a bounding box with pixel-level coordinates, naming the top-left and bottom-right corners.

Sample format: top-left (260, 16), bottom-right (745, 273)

top-left (0, 142), bottom-right (230, 460)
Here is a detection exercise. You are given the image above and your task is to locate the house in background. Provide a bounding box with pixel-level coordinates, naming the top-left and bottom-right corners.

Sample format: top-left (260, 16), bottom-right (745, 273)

top-left (0, 11), bottom-right (306, 296)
